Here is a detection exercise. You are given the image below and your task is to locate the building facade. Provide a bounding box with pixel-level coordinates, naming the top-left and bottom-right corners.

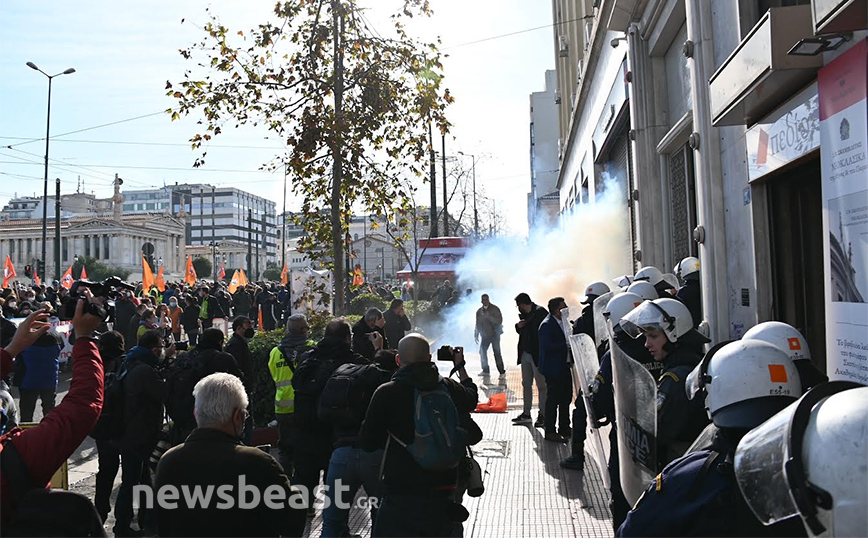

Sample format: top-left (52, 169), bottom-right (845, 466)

top-left (528, 70), bottom-right (562, 230)
top-left (553, 0), bottom-right (867, 380)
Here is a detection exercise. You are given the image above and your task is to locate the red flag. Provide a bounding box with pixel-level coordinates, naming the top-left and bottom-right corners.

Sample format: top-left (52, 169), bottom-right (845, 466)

top-left (33, 266), bottom-right (41, 287)
top-left (80, 266), bottom-right (88, 280)
top-left (3, 255), bottom-right (17, 288)
top-left (185, 256), bottom-right (197, 286)
top-left (218, 263), bottom-right (226, 280)
top-left (155, 265), bottom-right (166, 292)
top-left (280, 264), bottom-right (288, 286)
top-left (142, 255), bottom-right (156, 293)
top-left (257, 305), bottom-right (263, 330)
top-left (60, 266), bottom-right (74, 290)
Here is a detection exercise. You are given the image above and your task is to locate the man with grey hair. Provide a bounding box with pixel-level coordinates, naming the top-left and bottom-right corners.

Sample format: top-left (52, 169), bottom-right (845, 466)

top-left (351, 307), bottom-right (388, 359)
top-left (267, 313), bottom-right (314, 476)
top-left (155, 373), bottom-right (305, 537)
top-left (360, 333), bottom-right (478, 536)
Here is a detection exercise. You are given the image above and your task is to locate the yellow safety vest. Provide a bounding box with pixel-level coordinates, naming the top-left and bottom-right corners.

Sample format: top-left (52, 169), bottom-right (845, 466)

top-left (268, 346), bottom-right (296, 414)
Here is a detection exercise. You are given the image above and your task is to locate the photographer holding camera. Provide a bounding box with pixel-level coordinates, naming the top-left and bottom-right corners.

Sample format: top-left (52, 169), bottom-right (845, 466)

top-left (1, 291), bottom-right (106, 532)
top-left (359, 334), bottom-right (478, 537)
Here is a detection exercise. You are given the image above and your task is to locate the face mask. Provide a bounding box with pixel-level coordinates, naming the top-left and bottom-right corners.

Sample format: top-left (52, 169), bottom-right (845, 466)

top-left (169, 301), bottom-right (178, 307)
top-left (243, 328), bottom-right (255, 339)
top-left (8, 302), bottom-right (15, 309)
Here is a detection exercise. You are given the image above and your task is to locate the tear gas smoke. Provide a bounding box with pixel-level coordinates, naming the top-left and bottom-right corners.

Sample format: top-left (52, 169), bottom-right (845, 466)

top-left (426, 176), bottom-right (632, 363)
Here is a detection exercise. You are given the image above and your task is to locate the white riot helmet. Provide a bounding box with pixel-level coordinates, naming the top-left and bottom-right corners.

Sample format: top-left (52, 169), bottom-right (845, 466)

top-left (634, 266), bottom-right (663, 286)
top-left (661, 273), bottom-right (679, 291)
top-left (677, 256), bottom-right (700, 281)
top-left (620, 297), bottom-right (695, 343)
top-left (734, 382), bottom-right (867, 537)
top-left (581, 281), bottom-right (611, 304)
top-left (626, 281), bottom-right (657, 301)
top-left (685, 340), bottom-right (800, 429)
top-left (612, 275), bottom-right (633, 289)
top-left (743, 321), bottom-right (811, 363)
top-left (603, 292), bottom-right (644, 328)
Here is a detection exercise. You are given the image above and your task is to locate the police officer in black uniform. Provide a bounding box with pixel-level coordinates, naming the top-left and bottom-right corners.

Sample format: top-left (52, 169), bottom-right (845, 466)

top-left (675, 257), bottom-right (702, 329)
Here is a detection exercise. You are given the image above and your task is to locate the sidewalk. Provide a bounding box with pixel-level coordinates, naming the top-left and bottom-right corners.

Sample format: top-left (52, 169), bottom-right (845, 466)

top-left (65, 366), bottom-right (613, 537)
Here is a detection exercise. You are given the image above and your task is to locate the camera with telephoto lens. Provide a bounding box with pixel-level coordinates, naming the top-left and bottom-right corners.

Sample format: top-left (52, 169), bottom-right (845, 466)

top-left (436, 345), bottom-right (464, 361)
top-left (59, 277), bottom-right (136, 323)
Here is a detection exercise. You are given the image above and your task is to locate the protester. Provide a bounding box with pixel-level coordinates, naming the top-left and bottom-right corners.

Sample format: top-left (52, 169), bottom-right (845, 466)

top-left (126, 303), bottom-right (147, 352)
top-left (360, 333), bottom-right (478, 537)
top-left (474, 293), bottom-right (505, 376)
top-left (512, 292), bottom-right (548, 427)
top-left (155, 372), bottom-right (306, 537)
top-left (225, 316), bottom-right (254, 385)
top-left (13, 330), bottom-right (63, 423)
top-left (181, 295), bottom-right (201, 346)
top-left (167, 296), bottom-right (183, 343)
top-left (538, 297), bottom-right (571, 442)
top-left (383, 299), bottom-right (411, 350)
top-left (0, 300), bottom-right (104, 530)
top-left (93, 330), bottom-right (126, 523)
top-left (351, 308), bottom-right (387, 360)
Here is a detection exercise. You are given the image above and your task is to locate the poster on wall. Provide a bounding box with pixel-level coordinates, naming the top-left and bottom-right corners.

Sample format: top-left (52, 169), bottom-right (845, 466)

top-left (819, 39), bottom-right (868, 384)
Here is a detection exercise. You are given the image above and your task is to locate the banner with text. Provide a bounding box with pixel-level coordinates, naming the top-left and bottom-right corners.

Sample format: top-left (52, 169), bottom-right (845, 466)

top-left (819, 39), bottom-right (868, 384)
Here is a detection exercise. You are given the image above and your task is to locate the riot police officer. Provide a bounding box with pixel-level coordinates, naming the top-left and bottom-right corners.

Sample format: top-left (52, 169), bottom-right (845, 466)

top-left (742, 321), bottom-right (828, 392)
top-left (675, 256), bottom-right (702, 327)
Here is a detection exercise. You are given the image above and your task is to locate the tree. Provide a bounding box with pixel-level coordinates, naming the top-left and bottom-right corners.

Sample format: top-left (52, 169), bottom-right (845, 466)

top-left (72, 256), bottom-right (132, 282)
top-left (261, 261), bottom-right (282, 281)
top-left (192, 257), bottom-right (212, 280)
top-left (170, 1), bottom-right (452, 313)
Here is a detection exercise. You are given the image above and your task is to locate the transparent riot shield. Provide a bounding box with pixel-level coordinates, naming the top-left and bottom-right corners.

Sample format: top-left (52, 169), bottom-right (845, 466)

top-left (593, 291), bottom-right (615, 349)
top-left (609, 322), bottom-right (657, 505)
top-left (558, 306), bottom-right (574, 340)
top-left (568, 332), bottom-right (610, 489)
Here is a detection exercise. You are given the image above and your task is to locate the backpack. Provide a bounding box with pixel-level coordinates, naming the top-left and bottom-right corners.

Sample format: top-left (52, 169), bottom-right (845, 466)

top-left (317, 364), bottom-right (384, 427)
top-left (0, 439), bottom-right (106, 537)
top-left (390, 380), bottom-right (468, 471)
top-left (164, 354), bottom-right (205, 433)
top-left (89, 361), bottom-right (139, 441)
top-left (291, 351), bottom-right (339, 431)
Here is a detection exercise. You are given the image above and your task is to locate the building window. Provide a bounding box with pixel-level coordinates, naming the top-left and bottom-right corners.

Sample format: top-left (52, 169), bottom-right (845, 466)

top-left (95, 235), bottom-right (101, 259)
top-left (103, 236), bottom-right (110, 259)
top-left (85, 236), bottom-right (91, 257)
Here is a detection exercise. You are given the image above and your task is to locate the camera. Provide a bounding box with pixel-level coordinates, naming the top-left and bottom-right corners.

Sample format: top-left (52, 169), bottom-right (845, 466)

top-left (59, 277), bottom-right (136, 323)
top-left (436, 345), bottom-right (463, 361)
top-left (165, 338), bottom-right (188, 352)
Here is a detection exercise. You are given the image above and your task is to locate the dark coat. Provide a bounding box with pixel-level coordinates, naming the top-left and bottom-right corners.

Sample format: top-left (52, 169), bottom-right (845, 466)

top-left (155, 428), bottom-right (305, 537)
top-left (676, 279), bottom-right (702, 328)
top-left (382, 309), bottom-right (411, 350)
top-left (515, 303), bottom-right (547, 365)
top-left (538, 314), bottom-right (569, 379)
top-left (120, 346), bottom-right (167, 456)
top-left (351, 318), bottom-right (387, 360)
top-left (225, 334), bottom-right (253, 385)
top-left (359, 362), bottom-right (478, 493)
top-left (656, 346), bottom-right (708, 467)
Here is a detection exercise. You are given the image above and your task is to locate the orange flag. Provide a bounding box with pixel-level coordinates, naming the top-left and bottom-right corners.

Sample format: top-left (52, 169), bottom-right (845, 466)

top-left (257, 305), bottom-right (263, 330)
top-left (185, 256), bottom-right (197, 286)
top-left (60, 266), bottom-right (74, 290)
top-left (80, 266), bottom-right (88, 280)
top-left (142, 255), bottom-right (156, 292)
top-left (3, 255), bottom-right (17, 288)
top-left (280, 264), bottom-right (288, 286)
top-left (33, 266), bottom-right (41, 287)
top-left (228, 270), bottom-right (241, 294)
top-left (155, 265), bottom-right (166, 292)
top-left (238, 269), bottom-right (249, 287)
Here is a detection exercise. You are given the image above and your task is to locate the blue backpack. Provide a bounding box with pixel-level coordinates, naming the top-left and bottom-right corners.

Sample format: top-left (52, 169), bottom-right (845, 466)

top-left (391, 380), bottom-right (468, 471)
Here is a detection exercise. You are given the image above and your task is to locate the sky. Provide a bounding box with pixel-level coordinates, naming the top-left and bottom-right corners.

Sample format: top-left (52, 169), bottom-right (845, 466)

top-left (0, 1), bottom-right (555, 237)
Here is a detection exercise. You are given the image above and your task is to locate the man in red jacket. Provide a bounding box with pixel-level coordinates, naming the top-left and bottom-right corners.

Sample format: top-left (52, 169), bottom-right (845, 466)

top-left (1, 294), bottom-right (105, 527)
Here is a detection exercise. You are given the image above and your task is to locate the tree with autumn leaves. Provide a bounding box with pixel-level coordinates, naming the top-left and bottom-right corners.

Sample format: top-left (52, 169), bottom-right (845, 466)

top-left (169, 0), bottom-right (452, 314)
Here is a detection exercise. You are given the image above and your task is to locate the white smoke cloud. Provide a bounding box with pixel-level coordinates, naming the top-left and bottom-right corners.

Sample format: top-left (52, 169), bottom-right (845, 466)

top-left (426, 175), bottom-right (632, 362)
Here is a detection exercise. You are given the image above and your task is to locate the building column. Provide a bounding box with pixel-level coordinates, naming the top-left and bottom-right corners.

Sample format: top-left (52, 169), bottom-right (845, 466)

top-left (686, 0), bottom-right (729, 342)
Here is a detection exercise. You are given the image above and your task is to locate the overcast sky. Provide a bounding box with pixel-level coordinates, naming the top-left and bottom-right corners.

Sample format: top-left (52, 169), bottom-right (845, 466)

top-left (0, 1), bottom-right (555, 236)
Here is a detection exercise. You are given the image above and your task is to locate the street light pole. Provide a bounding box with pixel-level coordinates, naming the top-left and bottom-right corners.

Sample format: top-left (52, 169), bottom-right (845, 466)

top-left (54, 178), bottom-right (61, 281)
top-left (27, 62), bottom-right (75, 282)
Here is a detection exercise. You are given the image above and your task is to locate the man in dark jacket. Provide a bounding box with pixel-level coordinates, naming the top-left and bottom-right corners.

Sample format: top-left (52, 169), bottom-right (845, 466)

top-left (126, 303), bottom-right (147, 352)
top-left (155, 372), bottom-right (305, 537)
top-left (180, 295), bottom-right (201, 346)
top-left (359, 334), bottom-right (478, 537)
top-left (114, 292), bottom-right (136, 348)
top-left (538, 297), bottom-right (571, 442)
top-left (232, 288), bottom-right (252, 323)
top-left (292, 319), bottom-right (376, 511)
top-left (93, 330), bottom-right (126, 523)
top-left (115, 329), bottom-right (169, 536)
top-left (382, 299), bottom-right (411, 349)
top-left (351, 308), bottom-right (387, 360)
top-left (512, 292), bottom-right (548, 427)
top-left (225, 316), bottom-right (254, 384)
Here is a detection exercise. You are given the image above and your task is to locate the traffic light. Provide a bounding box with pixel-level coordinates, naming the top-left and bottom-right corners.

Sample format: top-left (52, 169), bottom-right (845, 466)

top-left (24, 265), bottom-right (32, 278)
top-left (36, 259), bottom-right (45, 278)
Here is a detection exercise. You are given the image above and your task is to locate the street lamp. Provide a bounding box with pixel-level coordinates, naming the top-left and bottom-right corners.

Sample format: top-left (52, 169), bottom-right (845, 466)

top-left (27, 62), bottom-right (75, 282)
top-left (458, 152), bottom-right (478, 238)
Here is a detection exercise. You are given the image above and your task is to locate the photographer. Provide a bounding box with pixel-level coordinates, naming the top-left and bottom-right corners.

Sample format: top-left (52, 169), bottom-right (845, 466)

top-left (359, 334), bottom-right (478, 537)
top-left (1, 297), bottom-right (105, 528)
top-left (351, 308), bottom-right (388, 360)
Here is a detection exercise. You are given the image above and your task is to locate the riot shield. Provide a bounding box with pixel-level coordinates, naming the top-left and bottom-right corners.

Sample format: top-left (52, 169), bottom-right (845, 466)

top-left (568, 332), bottom-right (610, 489)
top-left (609, 322), bottom-right (657, 505)
top-left (592, 291), bottom-right (615, 349)
top-left (558, 306), bottom-right (574, 340)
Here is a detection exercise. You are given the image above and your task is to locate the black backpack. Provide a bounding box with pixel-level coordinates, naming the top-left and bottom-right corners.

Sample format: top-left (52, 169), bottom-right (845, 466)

top-left (291, 351), bottom-right (339, 431)
top-left (0, 439), bottom-right (105, 537)
top-left (89, 361), bottom-right (139, 441)
top-left (317, 363), bottom-right (384, 427)
top-left (164, 354), bottom-right (206, 432)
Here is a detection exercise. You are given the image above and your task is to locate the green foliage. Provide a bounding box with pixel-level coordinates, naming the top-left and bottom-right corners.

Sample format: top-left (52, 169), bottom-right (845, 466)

top-left (404, 299), bottom-right (435, 319)
top-left (170, 0), bottom-right (453, 314)
top-left (349, 293), bottom-right (387, 316)
top-left (72, 256), bottom-right (132, 282)
top-left (261, 261), bottom-right (282, 281)
top-left (192, 257), bottom-right (212, 280)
